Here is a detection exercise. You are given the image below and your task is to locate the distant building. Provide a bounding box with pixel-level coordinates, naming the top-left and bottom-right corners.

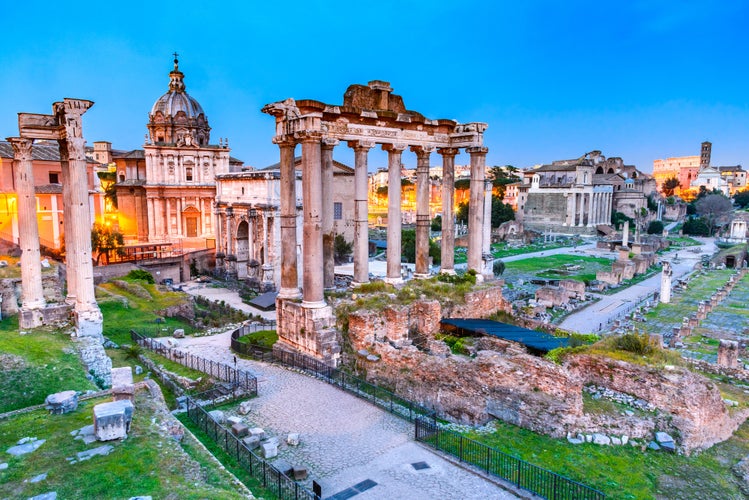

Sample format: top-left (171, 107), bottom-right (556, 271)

top-left (0, 140), bottom-right (105, 250)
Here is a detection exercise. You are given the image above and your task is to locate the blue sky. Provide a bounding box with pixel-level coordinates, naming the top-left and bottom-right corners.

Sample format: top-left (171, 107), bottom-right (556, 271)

top-left (2, 1), bottom-right (748, 173)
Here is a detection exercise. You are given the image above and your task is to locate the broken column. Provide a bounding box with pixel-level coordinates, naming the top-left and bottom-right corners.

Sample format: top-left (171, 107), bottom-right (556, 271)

top-left (622, 220), bottom-right (630, 248)
top-left (660, 261), bottom-right (672, 304)
top-left (717, 340), bottom-right (739, 369)
top-left (467, 147), bottom-right (488, 277)
top-left (7, 137), bottom-right (46, 328)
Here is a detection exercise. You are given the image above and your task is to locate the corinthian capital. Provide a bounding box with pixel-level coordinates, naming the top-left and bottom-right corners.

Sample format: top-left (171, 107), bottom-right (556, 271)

top-left (437, 147), bottom-right (459, 158)
top-left (382, 143), bottom-right (407, 153)
top-left (6, 137), bottom-right (34, 162)
top-left (466, 146), bottom-right (489, 156)
top-left (347, 140), bottom-right (375, 152)
top-left (294, 130), bottom-right (323, 143)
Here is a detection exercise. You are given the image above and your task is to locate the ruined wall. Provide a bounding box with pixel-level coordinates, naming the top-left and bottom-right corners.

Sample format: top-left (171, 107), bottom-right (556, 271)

top-left (443, 285), bottom-right (510, 318)
top-left (276, 299), bottom-right (339, 362)
top-left (0, 273), bottom-right (65, 317)
top-left (565, 354), bottom-right (749, 452)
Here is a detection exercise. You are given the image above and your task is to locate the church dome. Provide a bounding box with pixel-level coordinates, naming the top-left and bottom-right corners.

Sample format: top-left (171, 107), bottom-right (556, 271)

top-left (147, 56), bottom-right (211, 146)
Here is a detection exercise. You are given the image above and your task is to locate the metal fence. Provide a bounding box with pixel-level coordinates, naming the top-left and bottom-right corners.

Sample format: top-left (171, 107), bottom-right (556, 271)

top-left (186, 396), bottom-right (317, 500)
top-left (415, 418), bottom-right (606, 500)
top-left (131, 330), bottom-right (258, 397)
top-left (230, 327), bottom-right (436, 424)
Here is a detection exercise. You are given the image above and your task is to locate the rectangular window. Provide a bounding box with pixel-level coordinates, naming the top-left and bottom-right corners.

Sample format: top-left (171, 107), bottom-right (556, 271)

top-left (334, 202), bottom-right (343, 220)
top-left (186, 167), bottom-right (193, 182)
top-left (49, 172), bottom-right (59, 184)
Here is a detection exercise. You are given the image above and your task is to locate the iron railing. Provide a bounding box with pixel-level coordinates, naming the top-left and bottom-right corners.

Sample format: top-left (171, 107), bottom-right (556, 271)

top-left (415, 418), bottom-right (606, 500)
top-left (186, 396), bottom-right (317, 500)
top-left (130, 330), bottom-right (258, 397)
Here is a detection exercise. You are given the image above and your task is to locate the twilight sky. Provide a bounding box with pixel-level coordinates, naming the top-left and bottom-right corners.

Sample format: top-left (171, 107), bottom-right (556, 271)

top-left (2, 1), bottom-right (748, 173)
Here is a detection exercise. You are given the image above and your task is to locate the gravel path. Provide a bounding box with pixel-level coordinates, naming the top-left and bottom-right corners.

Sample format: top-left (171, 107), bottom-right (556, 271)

top-left (177, 332), bottom-right (519, 500)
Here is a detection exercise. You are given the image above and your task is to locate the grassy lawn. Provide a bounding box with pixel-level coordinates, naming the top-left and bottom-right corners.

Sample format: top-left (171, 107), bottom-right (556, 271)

top-left (235, 329), bottom-right (278, 349)
top-left (464, 419), bottom-right (749, 499)
top-left (0, 392), bottom-right (247, 499)
top-left (503, 254), bottom-right (613, 283)
top-left (0, 317), bottom-right (97, 414)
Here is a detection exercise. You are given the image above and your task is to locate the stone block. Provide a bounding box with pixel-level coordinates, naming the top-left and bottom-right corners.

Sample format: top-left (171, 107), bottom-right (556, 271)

top-left (227, 416), bottom-right (242, 425)
top-left (660, 441), bottom-right (676, 453)
top-left (647, 441), bottom-right (661, 451)
top-left (135, 365), bottom-right (143, 375)
top-left (242, 436), bottom-right (260, 449)
top-left (249, 427), bottom-right (265, 440)
top-left (261, 442), bottom-right (278, 459)
top-left (111, 366), bottom-right (135, 402)
top-left (655, 431), bottom-right (674, 444)
top-left (45, 391), bottom-right (78, 414)
top-left (231, 422), bottom-right (249, 438)
top-left (611, 436), bottom-right (622, 446)
top-left (208, 410), bottom-right (225, 424)
top-left (93, 400), bottom-right (134, 441)
top-left (287, 433), bottom-right (300, 446)
top-left (592, 433), bottom-right (611, 445)
top-left (237, 401), bottom-right (252, 415)
top-left (173, 329), bottom-right (185, 339)
top-left (567, 437), bottom-right (584, 445)
top-left (292, 466), bottom-right (308, 480)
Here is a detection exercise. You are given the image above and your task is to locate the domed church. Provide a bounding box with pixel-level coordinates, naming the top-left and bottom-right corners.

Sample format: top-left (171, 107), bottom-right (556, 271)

top-left (114, 56), bottom-right (235, 249)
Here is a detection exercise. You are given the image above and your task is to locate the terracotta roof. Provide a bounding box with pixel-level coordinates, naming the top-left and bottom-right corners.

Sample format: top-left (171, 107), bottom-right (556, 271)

top-left (112, 149), bottom-right (145, 160)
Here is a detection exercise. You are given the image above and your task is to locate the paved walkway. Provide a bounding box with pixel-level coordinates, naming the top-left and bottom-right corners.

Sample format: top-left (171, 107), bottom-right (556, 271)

top-left (559, 238), bottom-right (717, 333)
top-left (181, 281), bottom-right (277, 322)
top-left (177, 331), bottom-right (518, 500)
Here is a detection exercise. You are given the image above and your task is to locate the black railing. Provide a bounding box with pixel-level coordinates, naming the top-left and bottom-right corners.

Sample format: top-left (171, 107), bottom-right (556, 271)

top-left (230, 327), bottom-right (436, 424)
top-left (415, 418), bottom-right (606, 500)
top-left (131, 330), bottom-right (258, 397)
top-left (186, 396), bottom-right (317, 500)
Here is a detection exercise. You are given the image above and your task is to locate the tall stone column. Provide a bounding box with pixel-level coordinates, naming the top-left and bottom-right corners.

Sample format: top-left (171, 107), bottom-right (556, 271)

top-left (57, 139), bottom-right (77, 304)
top-left (466, 147), bottom-right (488, 275)
top-left (412, 146), bottom-right (433, 278)
top-left (55, 99), bottom-right (102, 339)
top-left (589, 193), bottom-right (598, 226)
top-left (660, 261), bottom-right (673, 303)
top-left (383, 143), bottom-right (407, 284)
top-left (482, 179), bottom-right (494, 278)
top-left (567, 192), bottom-right (576, 226)
top-left (8, 137), bottom-right (46, 327)
top-left (438, 148), bottom-right (458, 274)
top-left (300, 132), bottom-right (325, 307)
top-left (321, 138), bottom-right (338, 290)
top-left (577, 192), bottom-right (586, 227)
top-left (276, 138), bottom-right (301, 299)
top-left (350, 140), bottom-right (374, 285)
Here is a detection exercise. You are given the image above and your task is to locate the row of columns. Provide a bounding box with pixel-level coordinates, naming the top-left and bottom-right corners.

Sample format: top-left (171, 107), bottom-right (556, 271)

top-left (567, 191), bottom-right (612, 227)
top-left (275, 134), bottom-right (491, 307)
top-left (147, 196), bottom-right (213, 238)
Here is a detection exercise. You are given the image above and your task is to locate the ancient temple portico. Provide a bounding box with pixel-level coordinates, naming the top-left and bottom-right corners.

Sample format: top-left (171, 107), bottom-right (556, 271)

top-left (11, 98), bottom-right (103, 338)
top-left (263, 81), bottom-right (489, 363)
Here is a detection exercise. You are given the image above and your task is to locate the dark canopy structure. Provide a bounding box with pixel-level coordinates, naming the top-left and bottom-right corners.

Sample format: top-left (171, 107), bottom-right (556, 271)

top-left (440, 318), bottom-right (569, 354)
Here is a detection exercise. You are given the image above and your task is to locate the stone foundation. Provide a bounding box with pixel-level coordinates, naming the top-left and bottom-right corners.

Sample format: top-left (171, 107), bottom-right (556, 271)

top-left (276, 298), bottom-right (339, 365)
top-left (76, 336), bottom-right (112, 388)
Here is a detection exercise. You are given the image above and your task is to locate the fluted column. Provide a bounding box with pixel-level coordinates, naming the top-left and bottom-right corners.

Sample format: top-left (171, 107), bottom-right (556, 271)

top-left (350, 140), bottom-right (374, 285)
top-left (590, 193), bottom-right (598, 226)
top-left (577, 192), bottom-right (585, 227)
top-left (276, 138), bottom-right (301, 299)
top-left (412, 146), bottom-right (433, 278)
top-left (467, 146), bottom-right (488, 275)
top-left (383, 143), bottom-right (407, 284)
top-left (8, 137), bottom-right (46, 326)
top-left (439, 148), bottom-right (458, 274)
top-left (54, 99), bottom-right (102, 338)
top-left (300, 131), bottom-right (325, 307)
top-left (57, 139), bottom-right (77, 304)
top-left (482, 179), bottom-right (494, 278)
top-left (321, 138), bottom-right (338, 290)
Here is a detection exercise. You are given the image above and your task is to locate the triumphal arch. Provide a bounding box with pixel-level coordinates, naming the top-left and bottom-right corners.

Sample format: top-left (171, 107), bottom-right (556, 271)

top-left (263, 81), bottom-right (490, 364)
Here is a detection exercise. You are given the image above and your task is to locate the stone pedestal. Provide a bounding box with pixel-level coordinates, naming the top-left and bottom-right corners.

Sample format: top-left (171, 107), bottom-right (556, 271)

top-left (94, 400), bottom-right (134, 441)
top-left (45, 391), bottom-right (78, 414)
top-left (275, 298), bottom-right (339, 365)
top-left (111, 366), bottom-right (134, 402)
top-left (718, 340), bottom-right (739, 368)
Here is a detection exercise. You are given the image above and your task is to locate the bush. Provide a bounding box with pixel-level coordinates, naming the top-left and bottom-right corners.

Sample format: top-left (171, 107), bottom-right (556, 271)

top-left (682, 217), bottom-right (710, 236)
top-left (613, 333), bottom-right (653, 355)
top-left (647, 220), bottom-right (664, 234)
top-left (124, 269), bottom-right (155, 284)
top-left (493, 260), bottom-right (506, 276)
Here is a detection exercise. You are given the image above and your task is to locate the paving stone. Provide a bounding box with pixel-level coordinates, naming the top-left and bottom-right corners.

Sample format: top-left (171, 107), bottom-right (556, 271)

top-left (28, 493), bottom-right (56, 500)
top-left (30, 472), bottom-right (48, 483)
top-left (76, 444), bottom-right (114, 462)
top-left (7, 438), bottom-right (45, 456)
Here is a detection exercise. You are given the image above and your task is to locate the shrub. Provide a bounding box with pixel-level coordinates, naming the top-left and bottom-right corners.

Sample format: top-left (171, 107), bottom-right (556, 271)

top-left (647, 220), bottom-right (664, 234)
top-left (124, 269), bottom-right (155, 284)
top-left (493, 260), bottom-right (506, 276)
top-left (613, 332), bottom-right (653, 355)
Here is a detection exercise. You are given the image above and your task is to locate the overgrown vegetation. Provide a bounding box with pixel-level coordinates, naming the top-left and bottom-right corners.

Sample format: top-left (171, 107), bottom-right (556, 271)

top-left (235, 330), bottom-right (278, 349)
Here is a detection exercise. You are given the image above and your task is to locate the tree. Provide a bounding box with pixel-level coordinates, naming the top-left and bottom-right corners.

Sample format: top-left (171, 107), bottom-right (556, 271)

top-left (493, 260), bottom-right (506, 276)
top-left (430, 215), bottom-right (442, 232)
top-left (91, 223), bottom-right (124, 265)
top-left (662, 176), bottom-right (681, 197)
top-left (695, 194), bottom-right (733, 236)
top-left (647, 220), bottom-right (664, 234)
top-left (733, 189), bottom-right (749, 208)
top-left (489, 165), bottom-right (521, 198)
top-left (401, 229), bottom-right (440, 265)
top-left (456, 202), bottom-right (469, 224)
top-left (682, 217), bottom-right (710, 236)
top-left (333, 234), bottom-right (353, 264)
top-left (491, 196), bottom-right (515, 228)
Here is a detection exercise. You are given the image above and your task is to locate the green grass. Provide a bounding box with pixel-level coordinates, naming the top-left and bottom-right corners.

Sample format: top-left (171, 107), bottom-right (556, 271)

top-left (0, 316), bottom-right (97, 413)
top-left (0, 393), bottom-right (247, 499)
top-left (463, 419), bottom-right (749, 499)
top-left (235, 330), bottom-right (278, 349)
top-left (504, 254), bottom-right (613, 283)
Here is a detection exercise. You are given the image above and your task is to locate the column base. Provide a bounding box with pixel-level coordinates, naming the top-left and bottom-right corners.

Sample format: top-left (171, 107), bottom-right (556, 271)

top-left (278, 287), bottom-right (302, 300)
top-left (74, 307), bottom-right (104, 341)
top-left (384, 276), bottom-right (404, 285)
top-left (275, 299), bottom-right (339, 365)
top-left (302, 300), bottom-right (327, 309)
top-left (350, 280), bottom-right (370, 288)
top-left (19, 307), bottom-right (45, 329)
top-left (440, 268), bottom-right (457, 275)
top-left (413, 273), bottom-right (430, 280)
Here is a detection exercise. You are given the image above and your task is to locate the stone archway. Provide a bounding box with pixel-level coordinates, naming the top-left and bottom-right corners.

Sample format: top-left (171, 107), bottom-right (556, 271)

top-left (236, 220), bottom-right (249, 279)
